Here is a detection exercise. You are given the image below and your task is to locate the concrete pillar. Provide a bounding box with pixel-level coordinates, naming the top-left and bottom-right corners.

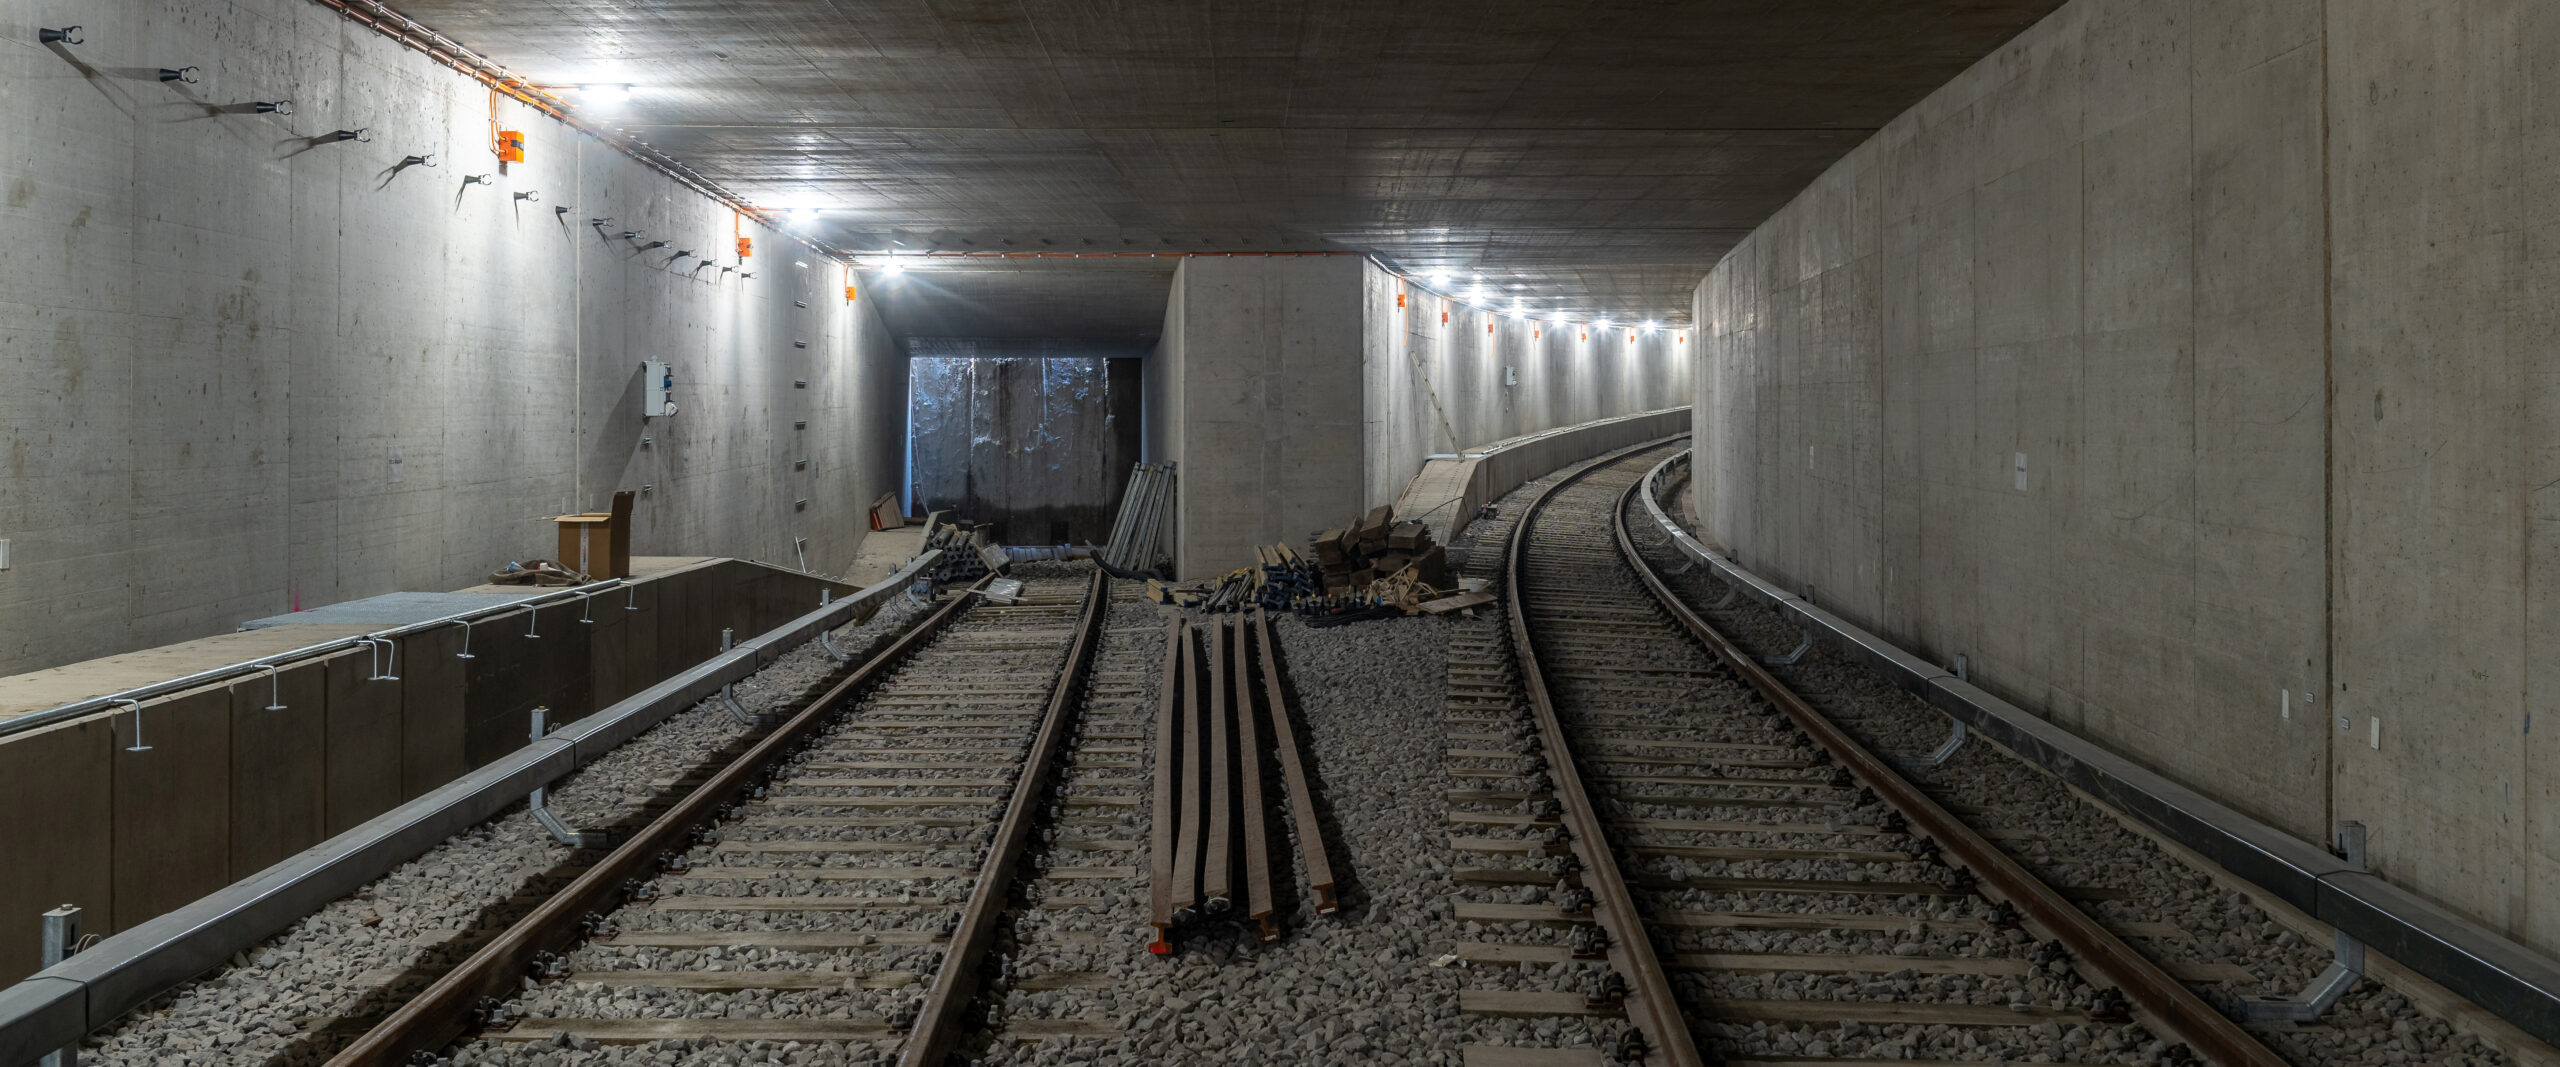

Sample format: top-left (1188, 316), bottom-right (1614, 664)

top-left (1149, 257), bottom-right (1367, 578)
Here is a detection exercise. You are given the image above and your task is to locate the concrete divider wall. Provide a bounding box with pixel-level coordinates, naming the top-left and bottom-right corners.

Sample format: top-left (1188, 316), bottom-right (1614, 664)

top-left (0, 558), bottom-right (851, 983)
top-left (1692, 0), bottom-right (2560, 964)
top-left (1392, 409), bottom-right (1692, 545)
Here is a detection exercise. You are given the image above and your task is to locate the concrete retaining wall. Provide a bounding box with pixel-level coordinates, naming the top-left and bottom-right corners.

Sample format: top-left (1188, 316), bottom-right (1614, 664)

top-left (1393, 408), bottom-right (1692, 545)
top-left (0, 557), bottom-right (849, 983)
top-left (1693, 0), bottom-right (2560, 962)
top-left (0, 3), bottom-right (908, 681)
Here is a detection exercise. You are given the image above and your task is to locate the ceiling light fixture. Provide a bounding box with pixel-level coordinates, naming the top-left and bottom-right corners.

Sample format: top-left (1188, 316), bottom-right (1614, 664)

top-left (577, 84), bottom-right (635, 102)
top-left (1429, 271), bottom-right (1448, 286)
top-left (881, 261), bottom-right (906, 276)
top-left (788, 208), bottom-right (820, 225)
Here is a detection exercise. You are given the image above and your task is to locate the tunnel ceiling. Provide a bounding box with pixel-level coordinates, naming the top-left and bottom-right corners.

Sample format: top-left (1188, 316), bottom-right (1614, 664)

top-left (393, 0), bottom-right (2065, 328)
top-left (868, 257), bottom-right (1175, 346)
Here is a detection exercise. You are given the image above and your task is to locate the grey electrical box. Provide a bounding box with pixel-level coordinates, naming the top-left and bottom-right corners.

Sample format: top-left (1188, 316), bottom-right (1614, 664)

top-left (643, 360), bottom-right (672, 417)
top-left (1504, 365), bottom-right (1518, 387)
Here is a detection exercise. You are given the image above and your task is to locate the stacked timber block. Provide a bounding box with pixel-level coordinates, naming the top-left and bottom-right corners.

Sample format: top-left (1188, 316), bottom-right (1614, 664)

top-left (1310, 506), bottom-right (1447, 595)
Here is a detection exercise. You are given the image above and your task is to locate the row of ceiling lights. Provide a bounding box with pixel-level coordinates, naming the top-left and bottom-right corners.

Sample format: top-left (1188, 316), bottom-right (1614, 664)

top-left (543, 84), bottom-right (1688, 328)
top-left (825, 247), bottom-right (1676, 328)
top-left (1412, 269), bottom-right (1666, 334)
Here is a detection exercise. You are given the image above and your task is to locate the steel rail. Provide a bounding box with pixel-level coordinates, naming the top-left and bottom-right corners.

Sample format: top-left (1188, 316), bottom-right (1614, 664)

top-left (1147, 618), bottom-right (1186, 953)
top-left (897, 569), bottom-right (1110, 1067)
top-left (1230, 615), bottom-right (1277, 941)
top-left (1171, 623), bottom-right (1208, 920)
top-left (1249, 607), bottom-right (1338, 914)
top-left (1608, 466), bottom-right (2293, 1067)
top-left (321, 574), bottom-right (995, 1066)
top-left (1505, 460), bottom-right (1710, 1067)
top-left (1204, 616), bottom-right (1237, 908)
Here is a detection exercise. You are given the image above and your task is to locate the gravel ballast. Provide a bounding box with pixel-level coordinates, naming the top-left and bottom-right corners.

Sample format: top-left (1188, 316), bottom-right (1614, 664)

top-left (1028, 606), bottom-right (1463, 1065)
top-left (76, 589), bottom-right (929, 1067)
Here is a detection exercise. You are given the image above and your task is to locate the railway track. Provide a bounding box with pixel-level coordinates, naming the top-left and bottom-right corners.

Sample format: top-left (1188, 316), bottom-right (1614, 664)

top-left (319, 563), bottom-right (1148, 1065)
top-left (1442, 442), bottom-right (2292, 1067)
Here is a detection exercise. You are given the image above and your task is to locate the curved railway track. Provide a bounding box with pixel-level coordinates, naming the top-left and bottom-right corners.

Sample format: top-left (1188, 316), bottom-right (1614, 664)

top-left (320, 564), bottom-right (1147, 1066)
top-left (1445, 440), bottom-right (2290, 1067)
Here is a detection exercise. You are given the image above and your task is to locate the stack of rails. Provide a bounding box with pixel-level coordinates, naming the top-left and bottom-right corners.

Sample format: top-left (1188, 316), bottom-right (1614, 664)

top-left (1433, 443), bottom-right (2288, 1067)
top-left (1101, 462), bottom-right (1177, 573)
top-left (1148, 608), bottom-right (1338, 953)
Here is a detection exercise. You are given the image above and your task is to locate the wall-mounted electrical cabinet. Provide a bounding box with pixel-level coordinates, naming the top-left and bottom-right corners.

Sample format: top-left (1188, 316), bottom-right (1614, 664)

top-left (643, 360), bottom-right (673, 417)
top-left (1504, 365), bottom-right (1518, 387)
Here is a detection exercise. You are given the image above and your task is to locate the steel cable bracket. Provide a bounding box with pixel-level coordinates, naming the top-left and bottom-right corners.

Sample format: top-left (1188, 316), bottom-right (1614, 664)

top-left (526, 707), bottom-right (609, 849)
top-left (715, 629), bottom-right (761, 725)
top-left (815, 591), bottom-right (854, 663)
top-left (1894, 718), bottom-right (1970, 771)
top-left (2240, 822), bottom-right (2368, 1024)
top-left (37, 904), bottom-right (81, 1067)
top-left (1759, 627), bottom-right (1813, 666)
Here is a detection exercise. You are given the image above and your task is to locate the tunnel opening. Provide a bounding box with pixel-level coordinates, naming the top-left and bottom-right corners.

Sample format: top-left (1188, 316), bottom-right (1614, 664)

top-left (904, 343), bottom-right (1143, 546)
top-left (876, 257), bottom-right (1174, 548)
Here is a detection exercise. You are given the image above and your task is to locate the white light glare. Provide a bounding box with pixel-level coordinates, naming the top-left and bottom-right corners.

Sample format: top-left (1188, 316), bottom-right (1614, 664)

top-left (787, 208), bottom-right (820, 225)
top-left (578, 84), bottom-right (634, 102)
top-left (1429, 271), bottom-right (1449, 285)
top-left (1644, 320), bottom-right (1658, 330)
top-left (880, 260), bottom-right (906, 276)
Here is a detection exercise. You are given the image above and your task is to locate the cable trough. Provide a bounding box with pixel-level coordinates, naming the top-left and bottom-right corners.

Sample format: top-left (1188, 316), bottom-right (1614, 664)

top-left (1440, 440), bottom-right (2293, 1067)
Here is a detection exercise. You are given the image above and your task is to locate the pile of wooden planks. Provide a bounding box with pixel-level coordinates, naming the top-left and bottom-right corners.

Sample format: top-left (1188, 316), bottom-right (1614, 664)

top-left (1310, 505), bottom-right (1448, 595)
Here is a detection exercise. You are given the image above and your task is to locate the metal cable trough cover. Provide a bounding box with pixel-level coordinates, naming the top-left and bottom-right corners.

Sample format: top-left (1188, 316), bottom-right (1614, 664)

top-left (0, 552), bottom-right (945, 1067)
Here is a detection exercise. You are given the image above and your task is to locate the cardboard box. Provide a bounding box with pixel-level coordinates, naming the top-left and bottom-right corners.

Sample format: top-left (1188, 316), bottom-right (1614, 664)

top-left (552, 490), bottom-right (635, 579)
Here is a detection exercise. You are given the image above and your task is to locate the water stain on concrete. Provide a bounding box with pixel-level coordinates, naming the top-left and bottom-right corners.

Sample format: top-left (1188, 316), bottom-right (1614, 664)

top-left (52, 319), bottom-right (84, 395)
top-left (6, 177), bottom-right (33, 208)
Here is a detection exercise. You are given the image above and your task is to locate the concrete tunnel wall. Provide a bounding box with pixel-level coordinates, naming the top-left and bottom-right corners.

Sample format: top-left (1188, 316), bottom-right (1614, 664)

top-left (1361, 261), bottom-right (1692, 516)
top-left (1140, 256), bottom-right (1690, 578)
top-left (0, 2), bottom-right (910, 679)
top-left (1692, 0), bottom-right (2560, 959)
